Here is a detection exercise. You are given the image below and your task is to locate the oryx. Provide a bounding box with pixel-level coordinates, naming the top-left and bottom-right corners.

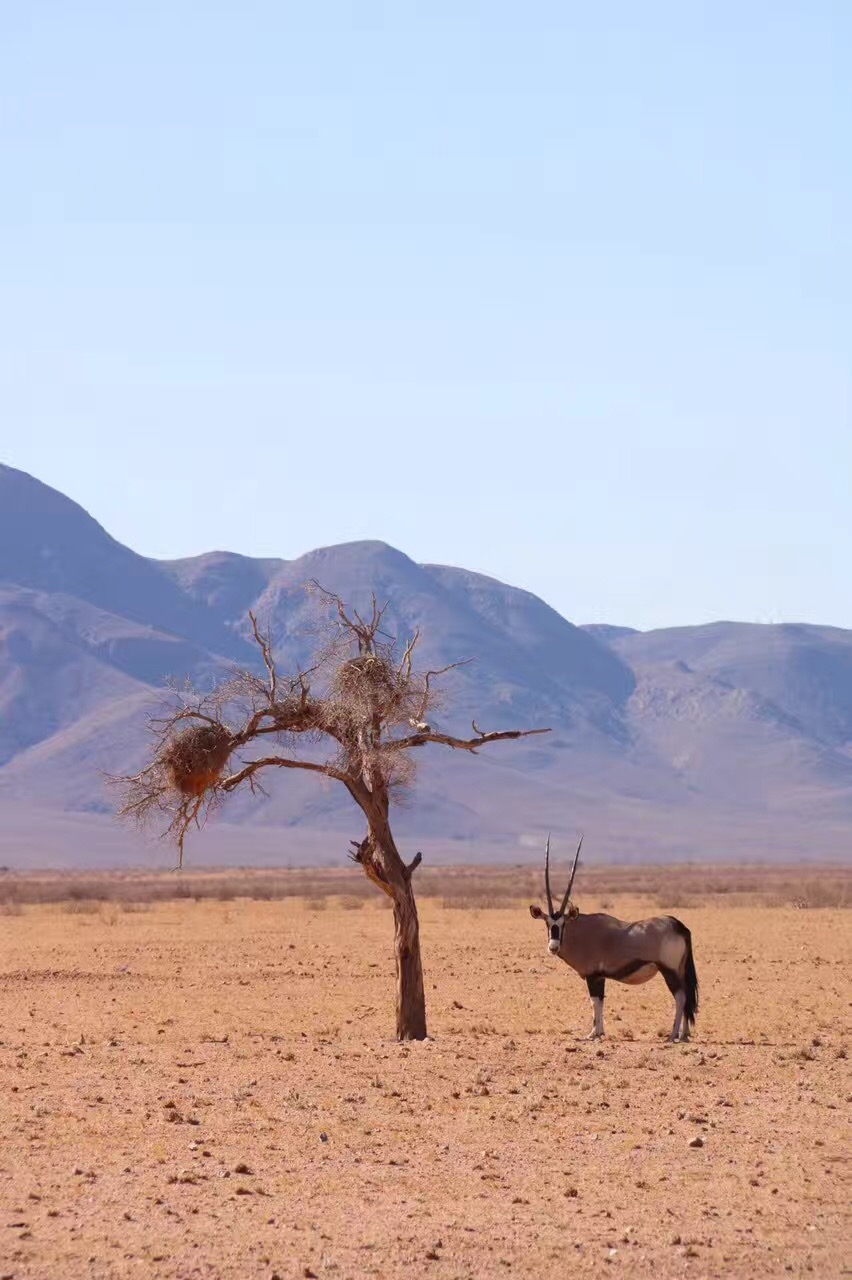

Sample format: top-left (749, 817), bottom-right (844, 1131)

top-left (529, 836), bottom-right (699, 1041)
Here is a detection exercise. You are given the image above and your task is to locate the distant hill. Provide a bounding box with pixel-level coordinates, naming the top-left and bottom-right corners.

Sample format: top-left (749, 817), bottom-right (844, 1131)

top-left (1, 462), bottom-right (850, 866)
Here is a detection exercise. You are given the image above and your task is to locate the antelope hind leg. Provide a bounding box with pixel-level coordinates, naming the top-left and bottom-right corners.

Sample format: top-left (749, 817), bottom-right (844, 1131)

top-left (670, 988), bottom-right (687, 1041)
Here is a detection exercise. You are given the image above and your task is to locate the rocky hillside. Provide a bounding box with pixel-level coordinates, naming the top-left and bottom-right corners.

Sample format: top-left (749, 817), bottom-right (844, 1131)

top-left (1, 463), bottom-right (850, 866)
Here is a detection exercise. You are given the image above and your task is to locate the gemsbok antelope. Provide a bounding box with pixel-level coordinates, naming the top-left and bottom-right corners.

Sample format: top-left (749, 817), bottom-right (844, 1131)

top-left (529, 836), bottom-right (699, 1041)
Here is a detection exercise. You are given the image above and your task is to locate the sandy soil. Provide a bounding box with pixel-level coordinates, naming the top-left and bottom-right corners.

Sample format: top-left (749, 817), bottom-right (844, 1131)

top-left (0, 890), bottom-right (849, 1278)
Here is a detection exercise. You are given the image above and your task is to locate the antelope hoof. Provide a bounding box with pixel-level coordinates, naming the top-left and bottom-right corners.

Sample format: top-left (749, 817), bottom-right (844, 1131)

top-left (586, 1029), bottom-right (604, 1041)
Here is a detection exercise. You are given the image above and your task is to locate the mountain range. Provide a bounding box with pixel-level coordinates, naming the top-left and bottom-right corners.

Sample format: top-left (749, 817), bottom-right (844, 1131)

top-left (1, 462), bottom-right (850, 868)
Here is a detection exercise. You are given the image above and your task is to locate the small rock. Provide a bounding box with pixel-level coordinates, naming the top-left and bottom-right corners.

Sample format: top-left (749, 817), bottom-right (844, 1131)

top-left (319, 1132), bottom-right (328, 1143)
top-left (688, 1136), bottom-right (704, 1148)
top-left (234, 1162), bottom-right (252, 1175)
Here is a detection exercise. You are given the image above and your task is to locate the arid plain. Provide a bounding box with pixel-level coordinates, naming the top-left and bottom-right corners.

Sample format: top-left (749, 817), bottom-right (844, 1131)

top-left (0, 867), bottom-right (849, 1279)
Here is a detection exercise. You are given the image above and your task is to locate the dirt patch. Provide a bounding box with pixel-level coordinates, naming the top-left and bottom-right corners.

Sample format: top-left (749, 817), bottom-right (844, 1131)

top-left (0, 884), bottom-right (848, 1278)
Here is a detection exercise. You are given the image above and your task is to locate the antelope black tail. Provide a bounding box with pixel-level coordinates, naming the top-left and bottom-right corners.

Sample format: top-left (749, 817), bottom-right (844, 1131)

top-left (670, 916), bottom-right (699, 1030)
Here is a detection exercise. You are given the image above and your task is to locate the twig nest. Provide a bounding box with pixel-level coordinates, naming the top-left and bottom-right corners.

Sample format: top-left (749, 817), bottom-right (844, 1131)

top-left (333, 654), bottom-right (397, 704)
top-left (162, 722), bottom-right (233, 797)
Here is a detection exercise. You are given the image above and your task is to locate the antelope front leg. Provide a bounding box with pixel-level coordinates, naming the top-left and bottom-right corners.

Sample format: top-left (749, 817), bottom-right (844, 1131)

top-left (585, 976), bottom-right (605, 1040)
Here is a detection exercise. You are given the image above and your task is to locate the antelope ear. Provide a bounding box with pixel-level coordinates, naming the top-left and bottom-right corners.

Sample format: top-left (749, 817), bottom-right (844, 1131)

top-left (529, 904), bottom-right (544, 919)
top-left (567, 903), bottom-right (579, 919)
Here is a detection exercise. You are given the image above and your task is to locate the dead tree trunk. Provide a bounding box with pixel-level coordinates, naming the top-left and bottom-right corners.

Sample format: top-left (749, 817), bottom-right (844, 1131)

top-left (350, 800), bottom-right (427, 1040)
top-left (386, 845), bottom-right (426, 1042)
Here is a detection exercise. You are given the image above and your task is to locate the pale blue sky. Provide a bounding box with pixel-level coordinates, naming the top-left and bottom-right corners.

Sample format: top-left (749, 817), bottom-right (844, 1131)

top-left (1, 3), bottom-right (849, 630)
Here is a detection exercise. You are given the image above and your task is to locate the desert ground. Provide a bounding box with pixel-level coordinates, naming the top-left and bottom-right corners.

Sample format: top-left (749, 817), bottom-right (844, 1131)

top-left (0, 866), bottom-right (849, 1279)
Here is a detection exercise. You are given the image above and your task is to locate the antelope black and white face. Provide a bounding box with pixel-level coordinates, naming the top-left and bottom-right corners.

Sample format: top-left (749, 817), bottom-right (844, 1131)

top-left (529, 832), bottom-right (584, 955)
top-left (529, 904), bottom-right (573, 954)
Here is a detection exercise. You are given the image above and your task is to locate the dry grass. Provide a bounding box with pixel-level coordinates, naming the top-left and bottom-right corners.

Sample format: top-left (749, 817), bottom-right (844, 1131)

top-left (0, 863), bottom-right (848, 910)
top-left (60, 898), bottom-right (102, 914)
top-left (0, 879), bottom-right (848, 1278)
top-left (337, 894), bottom-right (368, 910)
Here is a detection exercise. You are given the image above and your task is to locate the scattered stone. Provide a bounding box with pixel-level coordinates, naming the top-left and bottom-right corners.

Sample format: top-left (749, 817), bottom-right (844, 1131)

top-left (688, 1136), bottom-right (704, 1148)
top-left (234, 1162), bottom-right (252, 1175)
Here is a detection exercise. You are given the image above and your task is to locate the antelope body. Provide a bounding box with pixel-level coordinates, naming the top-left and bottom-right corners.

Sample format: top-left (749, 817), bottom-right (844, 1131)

top-left (529, 837), bottom-right (699, 1041)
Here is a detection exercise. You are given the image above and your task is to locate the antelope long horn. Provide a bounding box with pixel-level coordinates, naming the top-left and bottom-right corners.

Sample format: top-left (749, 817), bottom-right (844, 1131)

top-left (544, 833), bottom-right (554, 916)
top-left (559, 835), bottom-right (584, 914)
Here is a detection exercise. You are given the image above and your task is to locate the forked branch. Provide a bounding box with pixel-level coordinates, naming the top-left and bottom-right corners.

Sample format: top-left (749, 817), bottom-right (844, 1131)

top-left (411, 658), bottom-right (475, 724)
top-left (310, 581), bottom-right (390, 655)
top-left (248, 610), bottom-right (278, 703)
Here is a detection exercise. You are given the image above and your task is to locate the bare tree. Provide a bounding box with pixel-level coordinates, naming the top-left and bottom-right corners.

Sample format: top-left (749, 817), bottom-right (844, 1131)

top-left (114, 586), bottom-right (549, 1040)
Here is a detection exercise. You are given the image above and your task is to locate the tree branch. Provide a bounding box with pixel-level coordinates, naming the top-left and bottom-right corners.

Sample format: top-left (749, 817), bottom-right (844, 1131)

top-left (382, 726), bottom-right (551, 755)
top-left (219, 755), bottom-right (349, 792)
top-left (398, 630), bottom-right (420, 682)
top-left (310, 580), bottom-right (392, 654)
top-left (248, 610), bottom-right (278, 703)
top-left (410, 657), bottom-right (475, 723)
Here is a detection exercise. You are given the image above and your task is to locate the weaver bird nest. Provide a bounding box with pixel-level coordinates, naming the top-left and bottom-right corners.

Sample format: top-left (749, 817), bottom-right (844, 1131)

top-left (161, 722), bottom-right (234, 797)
